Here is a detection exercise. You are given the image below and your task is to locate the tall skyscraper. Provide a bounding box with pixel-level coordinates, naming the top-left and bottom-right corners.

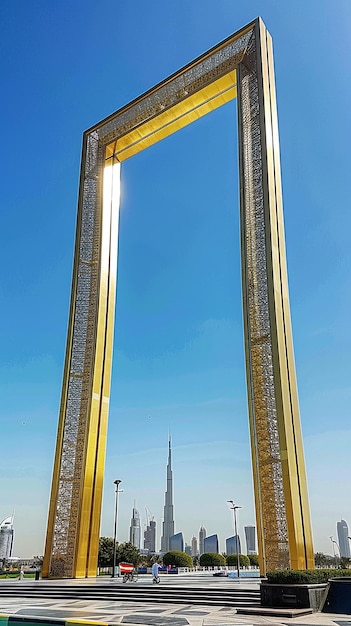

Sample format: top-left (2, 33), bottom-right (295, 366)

top-left (144, 519), bottom-right (156, 553)
top-left (245, 525), bottom-right (256, 554)
top-left (191, 535), bottom-right (198, 557)
top-left (226, 535), bottom-right (241, 555)
top-left (204, 534), bottom-right (219, 553)
top-left (129, 505), bottom-right (141, 549)
top-left (337, 520), bottom-right (351, 558)
top-left (0, 515), bottom-right (14, 560)
top-left (161, 436), bottom-right (175, 553)
top-left (199, 526), bottom-right (206, 555)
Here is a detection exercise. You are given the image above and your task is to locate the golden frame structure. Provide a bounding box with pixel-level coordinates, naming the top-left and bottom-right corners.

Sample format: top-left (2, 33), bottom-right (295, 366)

top-left (43, 17), bottom-right (314, 578)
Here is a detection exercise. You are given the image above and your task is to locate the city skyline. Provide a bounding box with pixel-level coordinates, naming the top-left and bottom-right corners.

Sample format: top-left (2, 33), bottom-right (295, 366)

top-left (125, 440), bottom-right (255, 556)
top-left (1, 434), bottom-right (350, 559)
top-left (1, 1), bottom-right (351, 559)
top-left (122, 438), bottom-right (256, 556)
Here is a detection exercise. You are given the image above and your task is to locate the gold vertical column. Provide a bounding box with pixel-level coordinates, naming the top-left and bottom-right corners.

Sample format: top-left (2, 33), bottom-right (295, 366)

top-left (237, 19), bottom-right (314, 573)
top-left (42, 136), bottom-right (121, 578)
top-left (76, 150), bottom-right (121, 577)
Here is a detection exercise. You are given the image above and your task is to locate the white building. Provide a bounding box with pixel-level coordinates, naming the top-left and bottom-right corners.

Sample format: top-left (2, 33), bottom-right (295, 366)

top-left (191, 535), bottom-right (198, 557)
top-left (0, 516), bottom-right (14, 560)
top-left (199, 525), bottom-right (206, 555)
top-left (144, 519), bottom-right (156, 553)
top-left (129, 506), bottom-right (141, 549)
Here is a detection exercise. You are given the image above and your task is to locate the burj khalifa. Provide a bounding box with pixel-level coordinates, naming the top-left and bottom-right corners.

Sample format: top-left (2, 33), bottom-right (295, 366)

top-left (160, 436), bottom-right (175, 553)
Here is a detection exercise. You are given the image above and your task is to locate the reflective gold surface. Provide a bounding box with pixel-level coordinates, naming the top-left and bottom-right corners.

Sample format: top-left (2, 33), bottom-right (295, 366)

top-left (110, 71), bottom-right (237, 161)
top-left (44, 18), bottom-right (314, 577)
top-left (237, 19), bottom-right (314, 573)
top-left (42, 150), bottom-right (121, 578)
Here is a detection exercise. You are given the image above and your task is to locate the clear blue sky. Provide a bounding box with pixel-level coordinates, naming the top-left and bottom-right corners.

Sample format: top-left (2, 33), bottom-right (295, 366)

top-left (1, 0), bottom-right (350, 559)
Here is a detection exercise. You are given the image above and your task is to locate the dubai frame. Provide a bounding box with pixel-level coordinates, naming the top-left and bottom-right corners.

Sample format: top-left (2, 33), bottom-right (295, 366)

top-left (42, 18), bottom-right (314, 578)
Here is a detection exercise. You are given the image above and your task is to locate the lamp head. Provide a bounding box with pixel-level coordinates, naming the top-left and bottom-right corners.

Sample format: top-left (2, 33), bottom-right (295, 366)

top-left (227, 500), bottom-right (242, 510)
top-left (114, 479), bottom-right (122, 486)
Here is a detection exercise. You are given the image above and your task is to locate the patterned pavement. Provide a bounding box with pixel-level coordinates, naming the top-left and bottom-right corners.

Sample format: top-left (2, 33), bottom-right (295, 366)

top-left (0, 596), bottom-right (350, 626)
top-left (0, 576), bottom-right (350, 626)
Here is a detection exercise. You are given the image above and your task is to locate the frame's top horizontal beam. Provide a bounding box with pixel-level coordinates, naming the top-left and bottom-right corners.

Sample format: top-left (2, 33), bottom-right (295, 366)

top-left (86, 18), bottom-right (258, 136)
top-left (106, 70), bottom-right (237, 162)
top-left (83, 18), bottom-right (262, 160)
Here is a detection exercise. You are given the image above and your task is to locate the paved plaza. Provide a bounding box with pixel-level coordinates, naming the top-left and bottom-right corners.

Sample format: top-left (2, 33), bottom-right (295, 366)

top-left (0, 575), bottom-right (350, 626)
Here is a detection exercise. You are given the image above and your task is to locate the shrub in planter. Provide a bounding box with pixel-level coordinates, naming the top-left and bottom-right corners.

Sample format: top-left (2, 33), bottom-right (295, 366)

top-left (226, 554), bottom-right (250, 567)
top-left (248, 554), bottom-right (259, 567)
top-left (266, 569), bottom-right (351, 585)
top-left (262, 569), bottom-right (351, 611)
top-left (163, 550), bottom-right (193, 568)
top-left (200, 552), bottom-right (226, 567)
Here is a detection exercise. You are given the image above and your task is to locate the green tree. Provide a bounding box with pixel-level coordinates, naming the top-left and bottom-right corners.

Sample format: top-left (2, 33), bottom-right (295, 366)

top-left (98, 537), bottom-right (114, 567)
top-left (137, 553), bottom-right (162, 568)
top-left (226, 553), bottom-right (250, 567)
top-left (116, 542), bottom-right (141, 567)
top-left (314, 552), bottom-right (328, 567)
top-left (199, 552), bottom-right (226, 567)
top-left (163, 550), bottom-right (193, 567)
top-left (248, 553), bottom-right (259, 567)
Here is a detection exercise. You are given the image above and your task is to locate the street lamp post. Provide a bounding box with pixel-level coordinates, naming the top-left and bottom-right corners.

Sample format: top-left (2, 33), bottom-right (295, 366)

top-left (112, 479), bottom-right (122, 578)
top-left (227, 500), bottom-right (242, 579)
top-left (329, 535), bottom-right (340, 565)
top-left (329, 535), bottom-right (335, 557)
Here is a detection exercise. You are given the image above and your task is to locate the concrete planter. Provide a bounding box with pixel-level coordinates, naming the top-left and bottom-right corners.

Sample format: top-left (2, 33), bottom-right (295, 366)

top-left (260, 582), bottom-right (327, 611)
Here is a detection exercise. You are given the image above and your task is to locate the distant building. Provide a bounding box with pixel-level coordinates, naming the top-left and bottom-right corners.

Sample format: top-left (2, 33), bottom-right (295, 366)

top-left (129, 506), bottom-right (141, 549)
top-left (244, 525), bottom-right (256, 554)
top-left (204, 534), bottom-right (219, 553)
top-left (144, 519), bottom-right (156, 553)
top-left (226, 535), bottom-right (241, 555)
top-left (170, 532), bottom-right (183, 552)
top-left (191, 535), bottom-right (198, 557)
top-left (185, 544), bottom-right (192, 556)
top-left (337, 520), bottom-right (351, 558)
top-left (0, 516), bottom-right (14, 560)
top-left (199, 526), bottom-right (206, 555)
top-left (161, 437), bottom-right (175, 553)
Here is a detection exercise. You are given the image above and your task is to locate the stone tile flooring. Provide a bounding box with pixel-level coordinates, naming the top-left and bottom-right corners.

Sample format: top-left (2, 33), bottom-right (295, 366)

top-left (0, 596), bottom-right (350, 626)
